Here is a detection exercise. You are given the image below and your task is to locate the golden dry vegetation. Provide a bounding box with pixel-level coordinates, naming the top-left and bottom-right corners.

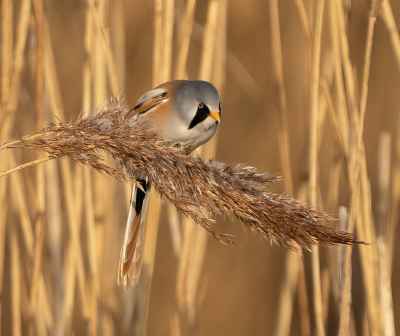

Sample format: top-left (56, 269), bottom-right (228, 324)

top-left (1, 0), bottom-right (400, 335)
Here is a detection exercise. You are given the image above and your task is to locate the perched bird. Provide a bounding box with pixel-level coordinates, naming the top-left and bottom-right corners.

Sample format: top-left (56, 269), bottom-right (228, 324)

top-left (118, 80), bottom-right (221, 288)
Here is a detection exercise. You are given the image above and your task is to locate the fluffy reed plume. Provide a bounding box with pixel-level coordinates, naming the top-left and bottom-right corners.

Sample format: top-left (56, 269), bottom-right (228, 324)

top-left (1, 98), bottom-right (363, 251)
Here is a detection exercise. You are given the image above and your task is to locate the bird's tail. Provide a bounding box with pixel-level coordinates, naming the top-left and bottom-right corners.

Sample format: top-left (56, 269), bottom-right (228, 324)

top-left (118, 179), bottom-right (150, 288)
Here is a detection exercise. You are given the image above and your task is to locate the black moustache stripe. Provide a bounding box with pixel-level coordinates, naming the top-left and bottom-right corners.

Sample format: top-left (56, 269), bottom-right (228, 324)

top-left (188, 105), bottom-right (210, 129)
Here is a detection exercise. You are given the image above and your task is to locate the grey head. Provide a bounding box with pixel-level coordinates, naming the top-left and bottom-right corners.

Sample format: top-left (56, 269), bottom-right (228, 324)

top-left (133, 80), bottom-right (221, 150)
top-left (171, 80), bottom-right (221, 130)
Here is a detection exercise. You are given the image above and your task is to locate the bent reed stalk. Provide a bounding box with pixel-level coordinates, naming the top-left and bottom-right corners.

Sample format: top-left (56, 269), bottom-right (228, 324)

top-left (0, 98), bottom-right (365, 250)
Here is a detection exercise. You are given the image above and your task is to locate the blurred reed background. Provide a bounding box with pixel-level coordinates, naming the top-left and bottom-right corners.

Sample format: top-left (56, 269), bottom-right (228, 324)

top-left (0, 0), bottom-right (400, 335)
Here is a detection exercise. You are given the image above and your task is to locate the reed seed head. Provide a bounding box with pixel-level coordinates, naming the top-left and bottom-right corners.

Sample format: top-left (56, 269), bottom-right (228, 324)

top-left (1, 98), bottom-right (365, 250)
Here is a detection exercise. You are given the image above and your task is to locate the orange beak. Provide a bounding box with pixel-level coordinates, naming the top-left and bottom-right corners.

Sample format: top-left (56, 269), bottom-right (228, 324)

top-left (209, 111), bottom-right (221, 122)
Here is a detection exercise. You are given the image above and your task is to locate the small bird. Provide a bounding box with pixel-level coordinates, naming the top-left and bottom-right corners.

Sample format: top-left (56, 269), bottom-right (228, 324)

top-left (118, 80), bottom-right (221, 288)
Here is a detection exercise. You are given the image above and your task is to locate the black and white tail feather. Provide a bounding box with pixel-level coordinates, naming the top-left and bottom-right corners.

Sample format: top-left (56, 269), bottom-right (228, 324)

top-left (118, 179), bottom-right (151, 288)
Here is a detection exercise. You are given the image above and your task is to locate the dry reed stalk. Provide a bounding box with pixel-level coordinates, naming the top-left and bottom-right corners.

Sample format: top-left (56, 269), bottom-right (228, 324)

top-left (170, 309), bottom-right (181, 336)
top-left (42, 19), bottom-right (86, 334)
top-left (168, 203), bottom-right (183, 258)
top-left (10, 225), bottom-right (22, 336)
top-left (380, 0), bottom-right (400, 269)
top-left (160, 2), bottom-right (184, 256)
top-left (184, 225), bottom-right (208, 325)
top-left (327, 1), bottom-right (355, 331)
top-left (329, 0), bottom-right (350, 157)
top-left (6, 0), bottom-right (31, 116)
top-left (61, 239), bottom-right (76, 335)
top-left (173, 1), bottom-right (196, 320)
top-left (161, 0), bottom-right (175, 82)
top-left (291, 4), bottom-right (339, 334)
top-left (44, 29), bottom-right (91, 333)
top-left (324, 91), bottom-right (345, 309)
top-left (170, 5), bottom-right (227, 316)
top-left (322, 80), bottom-right (346, 160)
top-left (149, 0), bottom-right (175, 303)
top-left (338, 189), bottom-right (359, 334)
top-left (269, 0), bottom-right (293, 196)
top-left (270, 0), bottom-right (308, 334)
top-left (334, 0), bottom-right (359, 139)
top-left (185, 1), bottom-right (221, 322)
top-left (60, 156), bottom-right (90, 329)
top-left (29, 205), bottom-right (45, 317)
top-left (45, 157), bottom-right (63, 334)
top-left (326, 152), bottom-right (343, 297)
top-left (389, 113), bottom-right (400, 269)
top-left (175, 0), bottom-right (222, 326)
top-left (293, 0), bottom-right (313, 50)
top-left (381, 0), bottom-right (400, 73)
top-left (309, 1), bottom-right (325, 335)
top-left (273, 250), bottom-right (301, 336)
top-left (358, 1), bottom-right (381, 139)
top-left (176, 220), bottom-right (195, 310)
top-left (293, 183), bottom-right (311, 336)
top-left (0, 156), bottom-right (52, 178)
top-left (198, 0), bottom-right (219, 80)
top-left (358, 160), bottom-right (380, 330)
top-left (0, 6), bottom-right (13, 304)
top-left (377, 238), bottom-right (395, 336)
top-left (87, 0), bottom-right (119, 94)
top-left (110, 0), bottom-right (126, 89)
top-left (338, 1), bottom-right (382, 333)
top-left (378, 133), bottom-right (391, 236)
top-left (0, 178), bottom-right (7, 333)
top-left (131, 1), bottom-right (176, 334)
top-left (83, 6), bottom-right (94, 115)
top-left (153, 0), bottom-right (163, 86)
top-left (193, 19), bottom-right (264, 102)
top-left (291, 5), bottom-right (339, 330)
top-left (377, 135), bottom-right (395, 336)
top-left (9, 154), bottom-right (34, 258)
top-left (34, 279), bottom-right (46, 335)
top-left (0, 0), bottom-right (30, 171)
top-left (1, 0), bottom-right (13, 110)
top-left (31, 0), bottom-right (47, 332)
top-left (226, 51), bottom-right (264, 102)
top-left (0, 0), bottom-right (31, 331)
top-left (175, 0), bottom-right (197, 78)
top-left (334, 208), bottom-right (349, 314)
top-left (212, 0), bottom-right (226, 90)
top-left (70, 144), bottom-right (91, 324)
top-left (353, 1), bottom-right (382, 333)
top-left (363, 310), bottom-right (371, 336)
top-left (91, 6), bottom-right (119, 277)
top-left (83, 3), bottom-right (100, 334)
top-left (321, 268), bottom-right (330, 326)
top-left (43, 18), bottom-right (64, 336)
top-left (297, 260), bottom-right (311, 336)
top-left (105, 3), bottom-right (126, 326)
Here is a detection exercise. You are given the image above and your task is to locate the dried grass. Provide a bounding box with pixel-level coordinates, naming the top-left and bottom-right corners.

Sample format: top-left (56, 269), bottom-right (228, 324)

top-left (1, 99), bottom-right (363, 251)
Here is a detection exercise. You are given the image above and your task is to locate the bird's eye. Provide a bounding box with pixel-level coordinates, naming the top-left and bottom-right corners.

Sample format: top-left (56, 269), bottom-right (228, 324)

top-left (219, 102), bottom-right (221, 114)
top-left (197, 102), bottom-right (204, 109)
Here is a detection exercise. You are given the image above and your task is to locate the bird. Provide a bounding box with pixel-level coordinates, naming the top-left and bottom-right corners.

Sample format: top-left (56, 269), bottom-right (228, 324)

top-left (118, 80), bottom-right (221, 288)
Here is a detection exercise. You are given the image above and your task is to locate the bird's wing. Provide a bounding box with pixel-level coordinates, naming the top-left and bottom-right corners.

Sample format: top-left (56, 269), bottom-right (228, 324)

top-left (118, 180), bottom-right (151, 288)
top-left (126, 80), bottom-right (187, 118)
top-left (126, 88), bottom-right (168, 118)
